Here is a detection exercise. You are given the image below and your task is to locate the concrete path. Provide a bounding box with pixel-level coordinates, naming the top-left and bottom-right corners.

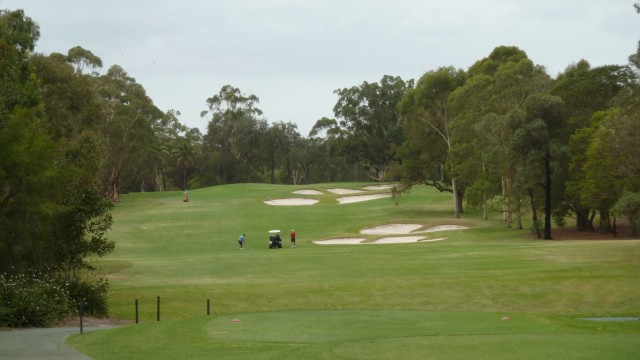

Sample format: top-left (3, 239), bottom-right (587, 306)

top-left (0, 327), bottom-right (109, 359)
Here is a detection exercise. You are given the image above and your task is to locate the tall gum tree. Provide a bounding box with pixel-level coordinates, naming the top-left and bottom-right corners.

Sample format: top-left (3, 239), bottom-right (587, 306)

top-left (551, 61), bottom-right (636, 232)
top-left (396, 66), bottom-right (466, 218)
top-left (454, 46), bottom-right (549, 226)
top-left (98, 65), bottom-right (162, 201)
top-left (332, 75), bottom-right (409, 181)
top-left (201, 85), bottom-right (263, 184)
top-left (510, 94), bottom-right (567, 239)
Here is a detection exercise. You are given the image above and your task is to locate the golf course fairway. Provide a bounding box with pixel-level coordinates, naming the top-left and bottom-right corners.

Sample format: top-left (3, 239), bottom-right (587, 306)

top-left (67, 183), bottom-right (640, 359)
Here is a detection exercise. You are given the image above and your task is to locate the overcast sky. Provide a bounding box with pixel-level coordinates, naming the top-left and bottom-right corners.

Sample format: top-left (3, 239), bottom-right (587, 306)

top-left (9, 0), bottom-right (640, 135)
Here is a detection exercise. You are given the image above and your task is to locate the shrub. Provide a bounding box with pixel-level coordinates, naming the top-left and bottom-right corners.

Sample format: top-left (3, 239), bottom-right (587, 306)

top-left (66, 274), bottom-right (110, 317)
top-left (0, 270), bottom-right (71, 327)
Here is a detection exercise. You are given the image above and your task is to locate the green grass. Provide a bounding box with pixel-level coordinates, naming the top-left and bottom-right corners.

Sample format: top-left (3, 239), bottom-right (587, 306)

top-left (68, 183), bottom-right (640, 359)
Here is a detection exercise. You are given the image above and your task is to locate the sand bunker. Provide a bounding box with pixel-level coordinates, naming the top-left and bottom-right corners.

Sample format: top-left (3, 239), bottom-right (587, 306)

top-left (328, 188), bottom-right (365, 195)
top-left (337, 193), bottom-right (392, 204)
top-left (373, 236), bottom-right (426, 244)
top-left (292, 189), bottom-right (323, 195)
top-left (314, 236), bottom-right (448, 245)
top-left (361, 223), bottom-right (423, 234)
top-left (424, 225), bottom-right (469, 232)
top-left (362, 223), bottom-right (468, 234)
top-left (362, 184), bottom-right (394, 191)
top-left (314, 238), bottom-right (365, 245)
top-left (264, 198), bottom-right (319, 206)
top-left (314, 223), bottom-right (467, 245)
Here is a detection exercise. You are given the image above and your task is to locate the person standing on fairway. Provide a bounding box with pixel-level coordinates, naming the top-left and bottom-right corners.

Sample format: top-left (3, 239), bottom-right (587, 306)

top-left (238, 233), bottom-right (246, 250)
top-left (290, 229), bottom-right (296, 248)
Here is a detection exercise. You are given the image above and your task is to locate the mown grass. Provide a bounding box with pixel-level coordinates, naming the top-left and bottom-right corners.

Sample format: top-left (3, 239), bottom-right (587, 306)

top-left (68, 183), bottom-right (640, 359)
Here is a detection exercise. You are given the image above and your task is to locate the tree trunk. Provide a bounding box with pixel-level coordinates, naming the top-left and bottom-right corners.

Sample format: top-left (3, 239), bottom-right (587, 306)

top-left (575, 208), bottom-right (591, 231)
top-left (599, 209), bottom-right (612, 233)
top-left (528, 188), bottom-right (542, 238)
top-left (502, 176), bottom-right (508, 222)
top-left (630, 215), bottom-right (639, 237)
top-left (516, 199), bottom-right (523, 230)
top-left (452, 178), bottom-right (460, 219)
top-left (104, 167), bottom-right (121, 202)
top-left (588, 210), bottom-right (596, 231)
top-left (183, 168), bottom-right (187, 190)
top-left (543, 155), bottom-right (552, 240)
top-left (483, 192), bottom-right (488, 220)
top-left (481, 157), bottom-right (488, 220)
top-left (502, 176), bottom-right (513, 228)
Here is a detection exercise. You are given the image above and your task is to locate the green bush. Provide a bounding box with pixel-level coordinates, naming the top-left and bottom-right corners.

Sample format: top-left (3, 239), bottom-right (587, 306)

top-left (66, 275), bottom-right (110, 317)
top-left (0, 270), bottom-right (71, 327)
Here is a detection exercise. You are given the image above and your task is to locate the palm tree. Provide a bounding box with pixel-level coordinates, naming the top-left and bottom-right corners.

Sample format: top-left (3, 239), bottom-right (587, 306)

top-left (172, 141), bottom-right (194, 190)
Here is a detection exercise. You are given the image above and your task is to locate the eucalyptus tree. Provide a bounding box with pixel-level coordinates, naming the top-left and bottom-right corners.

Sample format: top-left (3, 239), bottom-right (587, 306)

top-left (448, 74), bottom-right (494, 220)
top-left (582, 109), bottom-right (640, 234)
top-left (309, 117), bottom-right (361, 182)
top-left (395, 67), bottom-right (466, 217)
top-left (332, 75), bottom-right (409, 181)
top-left (66, 45), bottom-right (102, 74)
top-left (453, 46), bottom-right (549, 226)
top-left (30, 50), bottom-right (105, 140)
top-left (509, 94), bottom-right (567, 239)
top-left (0, 9), bottom-right (40, 119)
top-left (290, 136), bottom-right (329, 184)
top-left (263, 121), bottom-right (301, 184)
top-left (201, 85), bottom-right (264, 184)
top-left (551, 61), bottom-right (636, 232)
top-left (97, 65), bottom-right (163, 201)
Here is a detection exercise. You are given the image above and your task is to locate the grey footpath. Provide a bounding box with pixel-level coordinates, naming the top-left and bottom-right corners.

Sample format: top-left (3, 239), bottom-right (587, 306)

top-left (0, 327), bottom-right (110, 359)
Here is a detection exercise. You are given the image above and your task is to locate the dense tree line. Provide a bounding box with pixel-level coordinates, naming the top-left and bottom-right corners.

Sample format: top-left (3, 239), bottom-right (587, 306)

top-left (2, 6), bottom-right (639, 280)
top-left (392, 45), bottom-right (640, 239)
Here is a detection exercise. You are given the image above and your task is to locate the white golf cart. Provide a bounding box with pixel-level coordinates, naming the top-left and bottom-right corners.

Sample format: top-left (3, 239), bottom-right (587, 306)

top-left (268, 230), bottom-right (283, 249)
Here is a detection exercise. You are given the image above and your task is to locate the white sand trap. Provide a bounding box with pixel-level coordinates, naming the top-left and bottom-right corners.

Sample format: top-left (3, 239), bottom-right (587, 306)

top-left (328, 188), bottom-right (365, 194)
top-left (361, 223), bottom-right (423, 235)
top-left (292, 189), bottom-right (323, 195)
top-left (362, 184), bottom-right (394, 190)
top-left (418, 237), bottom-right (447, 242)
top-left (373, 236), bottom-right (426, 244)
top-left (337, 193), bottom-right (392, 204)
top-left (424, 225), bottom-right (469, 232)
top-left (314, 238), bottom-right (365, 245)
top-left (264, 198), bottom-right (319, 206)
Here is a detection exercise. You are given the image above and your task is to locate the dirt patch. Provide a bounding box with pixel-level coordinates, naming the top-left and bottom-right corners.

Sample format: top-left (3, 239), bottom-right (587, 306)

top-left (57, 316), bottom-right (131, 328)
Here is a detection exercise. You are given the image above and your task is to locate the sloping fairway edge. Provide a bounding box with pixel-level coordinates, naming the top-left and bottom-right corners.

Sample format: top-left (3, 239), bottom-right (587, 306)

top-left (68, 310), bottom-right (640, 359)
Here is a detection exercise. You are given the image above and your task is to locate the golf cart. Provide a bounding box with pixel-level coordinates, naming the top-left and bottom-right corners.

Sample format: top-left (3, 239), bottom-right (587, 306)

top-left (268, 230), bottom-right (283, 249)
